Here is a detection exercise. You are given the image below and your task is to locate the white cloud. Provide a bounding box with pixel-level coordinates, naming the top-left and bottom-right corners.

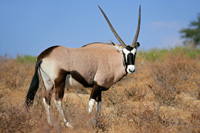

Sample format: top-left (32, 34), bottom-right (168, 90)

top-left (147, 21), bottom-right (182, 31)
top-left (141, 21), bottom-right (185, 49)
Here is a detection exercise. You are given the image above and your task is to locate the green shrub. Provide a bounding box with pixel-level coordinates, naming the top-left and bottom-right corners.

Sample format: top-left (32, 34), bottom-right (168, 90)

top-left (16, 55), bottom-right (37, 64)
top-left (138, 46), bottom-right (200, 61)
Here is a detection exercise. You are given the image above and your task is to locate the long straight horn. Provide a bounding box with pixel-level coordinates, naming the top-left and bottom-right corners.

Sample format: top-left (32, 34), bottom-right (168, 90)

top-left (98, 5), bottom-right (126, 48)
top-left (132, 5), bottom-right (141, 47)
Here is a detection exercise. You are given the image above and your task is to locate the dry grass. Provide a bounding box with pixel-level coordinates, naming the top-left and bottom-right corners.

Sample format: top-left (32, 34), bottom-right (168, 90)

top-left (0, 51), bottom-right (200, 132)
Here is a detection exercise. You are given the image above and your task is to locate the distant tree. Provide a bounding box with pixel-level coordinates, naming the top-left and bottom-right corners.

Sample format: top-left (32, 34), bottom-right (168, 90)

top-left (180, 14), bottom-right (200, 48)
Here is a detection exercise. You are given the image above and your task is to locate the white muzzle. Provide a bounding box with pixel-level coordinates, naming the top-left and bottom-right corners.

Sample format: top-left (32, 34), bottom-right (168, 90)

top-left (127, 65), bottom-right (135, 73)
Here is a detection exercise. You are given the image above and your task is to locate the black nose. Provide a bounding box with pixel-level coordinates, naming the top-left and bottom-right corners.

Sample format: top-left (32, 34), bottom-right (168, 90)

top-left (129, 69), bottom-right (135, 73)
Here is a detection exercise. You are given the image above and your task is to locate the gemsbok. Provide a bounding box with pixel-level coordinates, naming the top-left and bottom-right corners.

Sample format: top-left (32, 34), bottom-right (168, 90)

top-left (25, 5), bottom-right (141, 128)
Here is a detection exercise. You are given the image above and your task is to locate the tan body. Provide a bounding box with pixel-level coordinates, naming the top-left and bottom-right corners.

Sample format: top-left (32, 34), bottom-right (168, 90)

top-left (31, 43), bottom-right (127, 127)
top-left (40, 43), bottom-right (126, 89)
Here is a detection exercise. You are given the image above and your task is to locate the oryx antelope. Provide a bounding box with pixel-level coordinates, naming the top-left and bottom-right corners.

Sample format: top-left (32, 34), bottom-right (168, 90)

top-left (25, 5), bottom-right (141, 128)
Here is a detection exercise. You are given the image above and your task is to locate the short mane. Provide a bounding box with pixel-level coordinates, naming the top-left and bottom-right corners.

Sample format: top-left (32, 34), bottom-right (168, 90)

top-left (82, 42), bottom-right (112, 47)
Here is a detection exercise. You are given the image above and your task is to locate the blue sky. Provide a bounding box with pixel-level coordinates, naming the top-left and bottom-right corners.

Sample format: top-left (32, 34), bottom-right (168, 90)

top-left (0, 0), bottom-right (199, 57)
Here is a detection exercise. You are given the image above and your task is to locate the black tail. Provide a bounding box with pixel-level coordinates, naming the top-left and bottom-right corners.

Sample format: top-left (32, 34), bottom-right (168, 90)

top-left (25, 60), bottom-right (42, 107)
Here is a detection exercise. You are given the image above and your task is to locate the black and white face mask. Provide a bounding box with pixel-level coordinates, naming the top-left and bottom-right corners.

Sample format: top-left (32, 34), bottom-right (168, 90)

top-left (122, 46), bottom-right (137, 73)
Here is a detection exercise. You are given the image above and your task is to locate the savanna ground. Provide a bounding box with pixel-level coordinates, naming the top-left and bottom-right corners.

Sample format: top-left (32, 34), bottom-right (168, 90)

top-left (0, 46), bottom-right (200, 132)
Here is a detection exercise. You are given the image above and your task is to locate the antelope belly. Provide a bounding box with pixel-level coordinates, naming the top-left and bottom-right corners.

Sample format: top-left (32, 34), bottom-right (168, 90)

top-left (65, 74), bottom-right (84, 88)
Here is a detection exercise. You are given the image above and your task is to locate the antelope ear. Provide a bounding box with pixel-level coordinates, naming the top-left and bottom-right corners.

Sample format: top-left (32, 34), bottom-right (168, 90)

top-left (135, 42), bottom-right (140, 49)
top-left (111, 42), bottom-right (123, 53)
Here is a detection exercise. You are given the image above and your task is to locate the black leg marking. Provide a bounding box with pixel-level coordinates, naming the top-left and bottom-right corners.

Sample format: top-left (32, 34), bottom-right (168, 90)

top-left (54, 80), bottom-right (65, 101)
top-left (90, 84), bottom-right (102, 102)
top-left (44, 88), bottom-right (53, 105)
top-left (54, 69), bottom-right (68, 100)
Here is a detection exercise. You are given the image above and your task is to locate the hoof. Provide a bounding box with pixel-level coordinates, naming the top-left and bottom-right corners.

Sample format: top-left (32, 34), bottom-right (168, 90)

top-left (65, 122), bottom-right (73, 128)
